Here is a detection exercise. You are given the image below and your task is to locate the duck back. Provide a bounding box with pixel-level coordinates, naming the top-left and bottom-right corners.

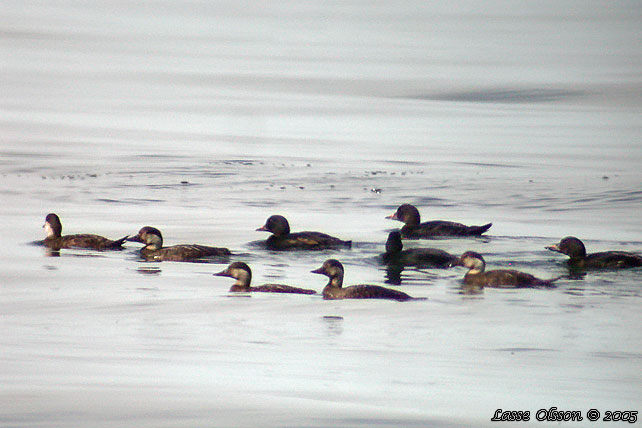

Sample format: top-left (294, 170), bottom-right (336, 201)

top-left (324, 284), bottom-right (416, 301)
top-left (267, 231), bottom-right (351, 250)
top-left (45, 234), bottom-right (128, 250)
top-left (580, 251), bottom-right (642, 269)
top-left (402, 221), bottom-right (492, 238)
top-left (465, 269), bottom-right (555, 288)
top-left (142, 244), bottom-right (230, 261)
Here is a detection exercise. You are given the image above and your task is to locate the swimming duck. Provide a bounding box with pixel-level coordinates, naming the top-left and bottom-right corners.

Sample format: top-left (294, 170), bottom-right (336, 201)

top-left (257, 215), bottom-right (351, 250)
top-left (214, 262), bottom-right (316, 294)
top-left (456, 251), bottom-right (556, 288)
top-left (386, 204), bottom-right (492, 238)
top-left (382, 231), bottom-right (458, 267)
top-left (42, 213), bottom-right (128, 250)
top-left (127, 226), bottom-right (230, 261)
top-left (546, 236), bottom-right (642, 269)
top-left (311, 259), bottom-right (423, 301)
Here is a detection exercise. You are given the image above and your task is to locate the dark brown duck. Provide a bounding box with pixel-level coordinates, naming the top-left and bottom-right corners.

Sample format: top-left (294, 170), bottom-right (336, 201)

top-left (386, 204), bottom-right (491, 238)
top-left (456, 251), bottom-right (556, 288)
top-left (311, 259), bottom-right (424, 301)
top-left (214, 262), bottom-right (316, 294)
top-left (382, 231), bottom-right (458, 267)
top-left (127, 226), bottom-right (230, 262)
top-left (546, 236), bottom-right (642, 269)
top-left (257, 215), bottom-right (351, 250)
top-left (42, 213), bottom-right (128, 250)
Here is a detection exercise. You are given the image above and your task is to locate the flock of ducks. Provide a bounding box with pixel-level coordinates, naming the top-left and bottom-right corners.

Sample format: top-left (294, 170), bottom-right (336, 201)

top-left (41, 204), bottom-right (642, 301)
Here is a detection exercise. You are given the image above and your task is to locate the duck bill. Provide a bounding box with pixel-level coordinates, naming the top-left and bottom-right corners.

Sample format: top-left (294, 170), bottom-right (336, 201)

top-left (256, 225), bottom-right (268, 232)
top-left (213, 269), bottom-right (230, 277)
top-left (385, 212), bottom-right (399, 220)
top-left (310, 267), bottom-right (325, 275)
top-left (127, 235), bottom-right (144, 243)
top-left (545, 244), bottom-right (562, 253)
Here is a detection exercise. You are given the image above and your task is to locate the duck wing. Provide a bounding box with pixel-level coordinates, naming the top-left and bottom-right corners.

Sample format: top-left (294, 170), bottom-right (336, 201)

top-left (62, 234), bottom-right (127, 250)
top-left (585, 251), bottom-right (642, 268)
top-left (343, 284), bottom-right (415, 301)
top-left (404, 221), bottom-right (491, 237)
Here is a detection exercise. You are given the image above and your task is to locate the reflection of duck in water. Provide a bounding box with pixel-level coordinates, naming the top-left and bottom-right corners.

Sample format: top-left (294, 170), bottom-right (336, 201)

top-left (214, 262), bottom-right (316, 294)
top-left (382, 231), bottom-right (458, 267)
top-left (42, 213), bottom-right (128, 250)
top-left (311, 259), bottom-right (424, 301)
top-left (386, 204), bottom-right (491, 238)
top-left (127, 226), bottom-right (230, 261)
top-left (455, 251), bottom-right (557, 288)
top-left (257, 215), bottom-right (351, 250)
top-left (546, 236), bottom-right (642, 269)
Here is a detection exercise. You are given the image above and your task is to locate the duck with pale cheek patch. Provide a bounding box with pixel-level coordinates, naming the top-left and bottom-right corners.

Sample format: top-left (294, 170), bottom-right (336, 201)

top-left (214, 262), bottom-right (316, 294)
top-left (42, 213), bottom-right (128, 250)
top-left (127, 226), bottom-right (230, 262)
top-left (311, 259), bottom-right (425, 301)
top-left (257, 215), bottom-right (351, 250)
top-left (386, 204), bottom-right (492, 238)
top-left (455, 251), bottom-right (557, 288)
top-left (546, 236), bottom-right (642, 269)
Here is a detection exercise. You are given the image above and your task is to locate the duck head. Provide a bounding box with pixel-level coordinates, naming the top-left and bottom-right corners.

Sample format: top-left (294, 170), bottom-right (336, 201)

top-left (546, 236), bottom-right (586, 259)
top-left (385, 204), bottom-right (420, 226)
top-left (311, 259), bottom-right (344, 288)
top-left (214, 261), bottom-right (252, 290)
top-left (256, 215), bottom-right (290, 237)
top-left (457, 251), bottom-right (486, 274)
top-left (43, 213), bottom-right (62, 238)
top-left (127, 226), bottom-right (163, 250)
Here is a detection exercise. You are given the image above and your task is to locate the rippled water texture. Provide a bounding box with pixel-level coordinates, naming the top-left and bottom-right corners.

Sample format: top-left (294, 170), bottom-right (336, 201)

top-left (1, 1), bottom-right (641, 427)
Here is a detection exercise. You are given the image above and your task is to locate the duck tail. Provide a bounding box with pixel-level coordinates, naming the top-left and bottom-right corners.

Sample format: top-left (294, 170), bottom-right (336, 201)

top-left (110, 235), bottom-right (129, 248)
top-left (535, 275), bottom-right (563, 288)
top-left (469, 223), bottom-right (492, 235)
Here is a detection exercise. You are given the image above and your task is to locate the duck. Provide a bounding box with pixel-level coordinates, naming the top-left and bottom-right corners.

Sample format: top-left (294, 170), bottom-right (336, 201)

top-left (382, 231), bottom-right (458, 267)
top-left (42, 213), bottom-right (128, 250)
top-left (546, 236), bottom-right (642, 269)
top-left (214, 262), bottom-right (316, 294)
top-left (311, 259), bottom-right (423, 301)
top-left (127, 226), bottom-right (230, 261)
top-left (386, 204), bottom-right (492, 238)
top-left (257, 215), bottom-right (351, 250)
top-left (456, 251), bottom-right (556, 288)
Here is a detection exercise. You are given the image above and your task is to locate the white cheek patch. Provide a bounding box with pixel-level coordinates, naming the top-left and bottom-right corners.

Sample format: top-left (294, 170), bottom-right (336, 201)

top-left (150, 235), bottom-right (162, 247)
top-left (44, 223), bottom-right (54, 238)
top-left (463, 257), bottom-right (484, 273)
top-left (470, 260), bottom-right (484, 273)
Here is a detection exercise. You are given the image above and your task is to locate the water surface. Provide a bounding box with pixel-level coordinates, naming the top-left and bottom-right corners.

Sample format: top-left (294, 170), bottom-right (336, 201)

top-left (1, 1), bottom-right (641, 427)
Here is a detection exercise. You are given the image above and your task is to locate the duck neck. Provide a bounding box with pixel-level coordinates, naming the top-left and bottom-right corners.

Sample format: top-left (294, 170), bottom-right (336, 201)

top-left (233, 270), bottom-right (252, 289)
top-left (326, 274), bottom-right (343, 289)
top-left (44, 223), bottom-right (60, 239)
top-left (143, 234), bottom-right (163, 251)
top-left (385, 239), bottom-right (402, 254)
top-left (468, 266), bottom-right (484, 275)
top-left (405, 207), bottom-right (421, 226)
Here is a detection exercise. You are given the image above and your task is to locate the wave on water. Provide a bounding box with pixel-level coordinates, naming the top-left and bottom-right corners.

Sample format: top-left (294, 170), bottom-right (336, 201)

top-left (412, 87), bottom-right (586, 104)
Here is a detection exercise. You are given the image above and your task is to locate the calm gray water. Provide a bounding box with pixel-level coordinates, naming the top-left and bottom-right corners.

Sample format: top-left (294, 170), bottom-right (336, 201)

top-left (1, 1), bottom-right (641, 427)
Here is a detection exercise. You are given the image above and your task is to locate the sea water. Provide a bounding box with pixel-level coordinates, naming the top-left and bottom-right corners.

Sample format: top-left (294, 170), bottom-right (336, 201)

top-left (1, 1), bottom-right (641, 427)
